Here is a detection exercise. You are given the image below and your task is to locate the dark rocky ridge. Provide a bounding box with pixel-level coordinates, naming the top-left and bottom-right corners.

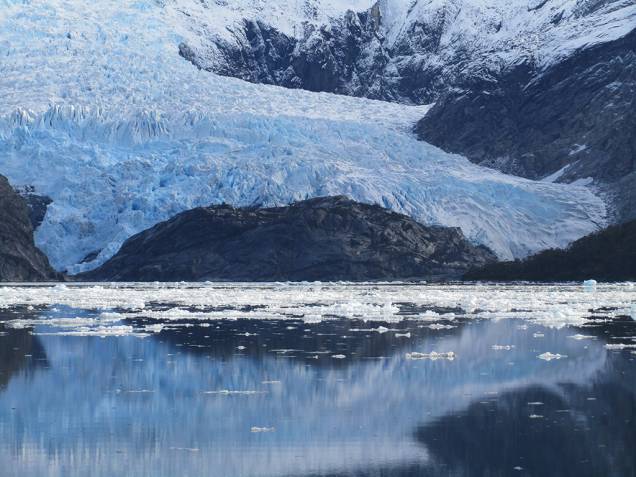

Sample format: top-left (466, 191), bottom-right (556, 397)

top-left (0, 175), bottom-right (59, 282)
top-left (81, 196), bottom-right (496, 282)
top-left (416, 29), bottom-right (636, 221)
top-left (179, 10), bottom-right (399, 101)
top-left (465, 219), bottom-right (636, 282)
top-left (178, 5), bottom-right (472, 105)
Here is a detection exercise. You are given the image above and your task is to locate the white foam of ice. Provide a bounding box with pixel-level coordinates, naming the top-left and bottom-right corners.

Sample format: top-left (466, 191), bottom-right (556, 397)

top-left (1, 282), bottom-right (633, 337)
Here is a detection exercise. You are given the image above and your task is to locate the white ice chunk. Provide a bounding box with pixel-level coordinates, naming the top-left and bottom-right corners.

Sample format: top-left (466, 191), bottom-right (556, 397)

top-left (538, 352), bottom-right (567, 361)
top-left (250, 427), bottom-right (275, 433)
top-left (583, 280), bottom-right (598, 291)
top-left (405, 351), bottom-right (455, 361)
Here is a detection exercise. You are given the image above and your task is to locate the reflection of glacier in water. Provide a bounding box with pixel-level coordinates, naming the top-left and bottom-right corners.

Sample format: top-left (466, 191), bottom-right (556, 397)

top-left (0, 283), bottom-right (635, 476)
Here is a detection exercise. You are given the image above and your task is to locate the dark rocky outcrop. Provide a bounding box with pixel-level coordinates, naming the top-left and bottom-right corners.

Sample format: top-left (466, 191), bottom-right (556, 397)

top-left (81, 196), bottom-right (496, 282)
top-left (180, 11), bottom-right (397, 101)
top-left (416, 30), bottom-right (636, 221)
top-left (0, 175), bottom-right (59, 281)
top-left (465, 219), bottom-right (636, 282)
top-left (179, 7), bottom-right (481, 105)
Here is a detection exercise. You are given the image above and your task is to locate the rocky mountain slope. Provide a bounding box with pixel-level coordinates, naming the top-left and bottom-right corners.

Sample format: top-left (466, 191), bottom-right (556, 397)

top-left (417, 24), bottom-right (636, 221)
top-left (0, 175), bottom-right (59, 282)
top-left (465, 219), bottom-right (636, 281)
top-left (177, 0), bottom-right (635, 103)
top-left (82, 196), bottom-right (496, 281)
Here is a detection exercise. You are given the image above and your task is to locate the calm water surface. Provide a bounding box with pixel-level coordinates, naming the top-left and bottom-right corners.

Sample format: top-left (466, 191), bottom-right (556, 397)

top-left (0, 283), bottom-right (635, 477)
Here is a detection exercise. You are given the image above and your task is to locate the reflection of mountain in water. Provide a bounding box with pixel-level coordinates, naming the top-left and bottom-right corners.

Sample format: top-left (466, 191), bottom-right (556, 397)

top-left (417, 374), bottom-right (636, 477)
top-left (0, 310), bottom-right (48, 389)
top-left (0, 312), bottom-right (633, 477)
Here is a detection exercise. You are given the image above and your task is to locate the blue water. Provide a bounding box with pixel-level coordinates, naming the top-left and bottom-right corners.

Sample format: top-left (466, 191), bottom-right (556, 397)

top-left (1, 303), bottom-right (635, 476)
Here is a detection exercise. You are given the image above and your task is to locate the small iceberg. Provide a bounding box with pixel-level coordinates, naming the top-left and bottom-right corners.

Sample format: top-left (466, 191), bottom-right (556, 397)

top-left (250, 427), bottom-right (275, 433)
top-left (491, 344), bottom-right (515, 350)
top-left (538, 352), bottom-right (567, 361)
top-left (568, 334), bottom-right (595, 340)
top-left (406, 351), bottom-right (455, 361)
top-left (605, 343), bottom-right (636, 350)
top-left (583, 279), bottom-right (597, 291)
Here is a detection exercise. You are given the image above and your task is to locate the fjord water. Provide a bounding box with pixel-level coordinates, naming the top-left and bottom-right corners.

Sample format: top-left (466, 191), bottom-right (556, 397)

top-left (0, 283), bottom-right (635, 477)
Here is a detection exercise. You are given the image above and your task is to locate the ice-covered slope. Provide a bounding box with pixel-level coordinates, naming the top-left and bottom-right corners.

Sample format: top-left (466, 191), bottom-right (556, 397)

top-left (0, 0), bottom-right (606, 273)
top-left (376, 0), bottom-right (636, 68)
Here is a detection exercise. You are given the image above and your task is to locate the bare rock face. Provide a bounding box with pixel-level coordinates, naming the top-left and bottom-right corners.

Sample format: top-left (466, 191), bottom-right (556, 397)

top-left (0, 175), bottom-right (59, 282)
top-left (416, 30), bottom-right (636, 222)
top-left (81, 196), bottom-right (496, 282)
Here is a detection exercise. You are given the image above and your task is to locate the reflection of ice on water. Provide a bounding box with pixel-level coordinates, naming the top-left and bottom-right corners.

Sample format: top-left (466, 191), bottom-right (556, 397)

top-left (0, 306), bottom-right (614, 477)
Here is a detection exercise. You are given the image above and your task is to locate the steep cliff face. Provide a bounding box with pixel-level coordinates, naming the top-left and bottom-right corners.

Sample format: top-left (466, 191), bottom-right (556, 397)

top-left (82, 196), bottom-right (496, 282)
top-left (179, 10), bottom-right (394, 100)
top-left (0, 175), bottom-right (58, 282)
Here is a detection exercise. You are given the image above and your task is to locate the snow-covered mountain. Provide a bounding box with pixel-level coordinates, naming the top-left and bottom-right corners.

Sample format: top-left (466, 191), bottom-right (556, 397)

top-left (177, 0), bottom-right (636, 220)
top-left (176, 0), bottom-right (635, 102)
top-left (0, 0), bottom-right (607, 274)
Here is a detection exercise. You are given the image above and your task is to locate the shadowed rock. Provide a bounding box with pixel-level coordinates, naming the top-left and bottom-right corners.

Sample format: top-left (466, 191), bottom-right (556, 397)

top-left (465, 219), bottom-right (636, 282)
top-left (81, 196), bottom-right (495, 282)
top-left (0, 175), bottom-right (59, 282)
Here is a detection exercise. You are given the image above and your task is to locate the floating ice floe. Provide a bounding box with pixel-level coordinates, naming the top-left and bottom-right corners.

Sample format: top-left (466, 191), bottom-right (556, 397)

top-left (1, 283), bottom-right (635, 337)
top-left (405, 351), bottom-right (455, 361)
top-left (250, 427), bottom-right (275, 433)
top-left (427, 323), bottom-right (456, 330)
top-left (491, 345), bottom-right (515, 350)
top-left (538, 352), bottom-right (567, 361)
top-left (203, 390), bottom-right (266, 395)
top-left (568, 334), bottom-right (595, 340)
top-left (303, 314), bottom-right (323, 324)
top-left (605, 343), bottom-right (636, 350)
top-left (36, 325), bottom-right (146, 337)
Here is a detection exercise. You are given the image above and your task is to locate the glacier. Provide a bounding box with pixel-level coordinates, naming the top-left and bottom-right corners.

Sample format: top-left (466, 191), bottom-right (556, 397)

top-left (0, 0), bottom-right (607, 273)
